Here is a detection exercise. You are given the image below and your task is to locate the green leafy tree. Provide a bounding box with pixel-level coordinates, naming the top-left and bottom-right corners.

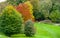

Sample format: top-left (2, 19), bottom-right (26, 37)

top-left (7, 0), bottom-right (26, 5)
top-left (0, 2), bottom-right (8, 13)
top-left (49, 2), bottom-right (60, 23)
top-left (49, 10), bottom-right (60, 23)
top-left (33, 10), bottom-right (45, 21)
top-left (0, 5), bottom-right (23, 36)
top-left (31, 0), bottom-right (52, 20)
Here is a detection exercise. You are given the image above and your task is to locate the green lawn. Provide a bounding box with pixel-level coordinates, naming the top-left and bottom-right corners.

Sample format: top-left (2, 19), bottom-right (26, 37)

top-left (0, 33), bottom-right (8, 38)
top-left (11, 22), bottom-right (60, 38)
top-left (34, 22), bottom-right (60, 38)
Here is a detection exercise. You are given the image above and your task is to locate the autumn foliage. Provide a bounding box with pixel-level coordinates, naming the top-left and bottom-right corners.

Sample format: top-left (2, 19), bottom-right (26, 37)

top-left (16, 1), bottom-right (35, 22)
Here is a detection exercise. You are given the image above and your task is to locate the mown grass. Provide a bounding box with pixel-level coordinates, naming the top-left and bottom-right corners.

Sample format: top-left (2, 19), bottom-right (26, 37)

top-left (11, 22), bottom-right (60, 38)
top-left (34, 22), bottom-right (60, 38)
top-left (0, 33), bottom-right (8, 38)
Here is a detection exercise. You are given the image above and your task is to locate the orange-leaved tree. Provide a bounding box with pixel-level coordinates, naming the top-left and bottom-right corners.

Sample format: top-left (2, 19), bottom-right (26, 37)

top-left (16, 1), bottom-right (35, 22)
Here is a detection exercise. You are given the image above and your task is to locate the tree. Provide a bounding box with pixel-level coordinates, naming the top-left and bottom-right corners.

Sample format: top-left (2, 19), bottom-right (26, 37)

top-left (0, 5), bottom-right (23, 36)
top-left (16, 1), bottom-right (35, 22)
top-left (7, 0), bottom-right (26, 6)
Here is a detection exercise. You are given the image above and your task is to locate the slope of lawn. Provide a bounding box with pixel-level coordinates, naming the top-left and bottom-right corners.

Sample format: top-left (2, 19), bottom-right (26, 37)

top-left (11, 22), bottom-right (60, 38)
top-left (0, 33), bottom-right (9, 38)
top-left (34, 22), bottom-right (60, 38)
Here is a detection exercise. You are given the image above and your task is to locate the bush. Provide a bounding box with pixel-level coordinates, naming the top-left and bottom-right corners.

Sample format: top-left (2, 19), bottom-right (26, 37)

top-left (0, 5), bottom-right (23, 36)
top-left (33, 10), bottom-right (45, 21)
top-left (0, 2), bottom-right (9, 13)
top-left (49, 10), bottom-right (60, 23)
top-left (24, 20), bottom-right (35, 37)
top-left (51, 2), bottom-right (60, 12)
top-left (16, 1), bottom-right (35, 22)
top-left (31, 0), bottom-right (52, 19)
top-left (49, 2), bottom-right (60, 23)
top-left (7, 0), bottom-right (26, 6)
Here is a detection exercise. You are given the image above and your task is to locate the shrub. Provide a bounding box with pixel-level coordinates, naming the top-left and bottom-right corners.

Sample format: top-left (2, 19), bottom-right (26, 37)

top-left (33, 10), bottom-right (45, 21)
top-left (49, 2), bottom-right (60, 23)
top-left (49, 10), bottom-right (60, 23)
top-left (0, 2), bottom-right (9, 13)
top-left (50, 2), bottom-right (60, 12)
top-left (16, 1), bottom-right (35, 22)
top-left (0, 5), bottom-right (23, 36)
top-left (31, 0), bottom-right (52, 19)
top-left (7, 0), bottom-right (26, 6)
top-left (24, 20), bottom-right (35, 37)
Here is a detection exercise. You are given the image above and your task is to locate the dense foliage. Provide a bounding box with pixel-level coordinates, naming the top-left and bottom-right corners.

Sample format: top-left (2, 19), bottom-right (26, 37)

top-left (49, 2), bottom-right (60, 23)
top-left (33, 10), bottom-right (45, 21)
top-left (24, 20), bottom-right (35, 37)
top-left (30, 0), bottom-right (52, 21)
top-left (0, 0), bottom-right (60, 38)
top-left (49, 10), bottom-right (60, 23)
top-left (7, 0), bottom-right (26, 5)
top-left (16, 1), bottom-right (34, 22)
top-left (0, 2), bottom-right (8, 13)
top-left (0, 5), bottom-right (23, 36)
